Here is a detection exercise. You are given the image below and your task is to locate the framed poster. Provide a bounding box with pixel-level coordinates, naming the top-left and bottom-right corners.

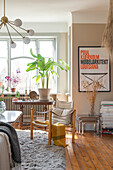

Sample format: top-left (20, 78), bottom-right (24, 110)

top-left (78, 46), bottom-right (110, 92)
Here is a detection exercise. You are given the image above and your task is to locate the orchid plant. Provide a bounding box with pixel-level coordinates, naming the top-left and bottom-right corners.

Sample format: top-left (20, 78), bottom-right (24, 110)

top-left (5, 68), bottom-right (21, 88)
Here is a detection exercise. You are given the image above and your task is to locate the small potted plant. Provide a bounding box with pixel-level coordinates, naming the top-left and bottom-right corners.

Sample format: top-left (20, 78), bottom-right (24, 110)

top-left (5, 68), bottom-right (21, 92)
top-left (26, 49), bottom-right (69, 100)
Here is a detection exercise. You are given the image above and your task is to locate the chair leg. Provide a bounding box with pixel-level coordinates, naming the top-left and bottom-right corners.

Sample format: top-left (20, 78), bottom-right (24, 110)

top-left (82, 122), bottom-right (85, 135)
top-left (48, 110), bottom-right (52, 145)
top-left (72, 110), bottom-right (76, 143)
top-left (30, 107), bottom-right (34, 140)
top-left (31, 123), bottom-right (33, 140)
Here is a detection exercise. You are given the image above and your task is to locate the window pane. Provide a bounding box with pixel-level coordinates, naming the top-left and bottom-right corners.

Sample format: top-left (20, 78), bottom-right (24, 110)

top-left (0, 41), bottom-right (8, 86)
top-left (39, 40), bottom-right (54, 59)
top-left (0, 41), bottom-right (7, 58)
top-left (11, 58), bottom-right (37, 93)
top-left (39, 40), bottom-right (57, 93)
top-left (10, 38), bottom-right (57, 93)
top-left (11, 40), bottom-right (36, 58)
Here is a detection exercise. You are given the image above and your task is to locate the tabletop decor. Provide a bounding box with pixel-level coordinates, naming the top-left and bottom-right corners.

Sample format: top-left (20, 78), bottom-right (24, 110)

top-left (26, 48), bottom-right (69, 100)
top-left (29, 91), bottom-right (38, 100)
top-left (5, 68), bottom-right (21, 92)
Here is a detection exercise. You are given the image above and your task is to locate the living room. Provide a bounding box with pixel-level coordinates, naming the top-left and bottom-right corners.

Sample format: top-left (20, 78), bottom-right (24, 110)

top-left (0, 0), bottom-right (113, 169)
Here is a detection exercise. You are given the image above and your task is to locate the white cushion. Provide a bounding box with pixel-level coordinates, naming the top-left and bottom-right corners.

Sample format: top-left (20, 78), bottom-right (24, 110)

top-left (62, 109), bottom-right (72, 124)
top-left (52, 107), bottom-right (63, 124)
top-left (53, 107), bottom-right (63, 116)
top-left (52, 104), bottom-right (73, 125)
top-left (56, 100), bottom-right (73, 109)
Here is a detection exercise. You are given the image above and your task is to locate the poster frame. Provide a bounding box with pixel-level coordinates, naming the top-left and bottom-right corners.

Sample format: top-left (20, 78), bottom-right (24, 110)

top-left (78, 46), bottom-right (111, 92)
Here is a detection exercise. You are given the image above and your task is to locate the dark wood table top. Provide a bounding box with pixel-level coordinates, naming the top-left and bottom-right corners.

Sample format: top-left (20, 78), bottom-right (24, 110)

top-left (13, 100), bottom-right (54, 105)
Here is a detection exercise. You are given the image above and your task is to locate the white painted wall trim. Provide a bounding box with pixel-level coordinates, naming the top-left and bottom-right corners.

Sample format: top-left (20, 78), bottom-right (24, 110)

top-left (72, 10), bottom-right (108, 24)
top-left (0, 22), bottom-right (68, 33)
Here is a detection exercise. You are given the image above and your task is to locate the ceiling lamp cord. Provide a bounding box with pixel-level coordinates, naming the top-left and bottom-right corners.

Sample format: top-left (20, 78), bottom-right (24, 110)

top-left (0, 0), bottom-right (35, 48)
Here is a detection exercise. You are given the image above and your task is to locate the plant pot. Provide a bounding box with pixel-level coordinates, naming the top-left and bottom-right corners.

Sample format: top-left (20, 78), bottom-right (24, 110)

top-left (12, 97), bottom-right (18, 101)
top-left (38, 88), bottom-right (51, 101)
top-left (11, 88), bottom-right (16, 93)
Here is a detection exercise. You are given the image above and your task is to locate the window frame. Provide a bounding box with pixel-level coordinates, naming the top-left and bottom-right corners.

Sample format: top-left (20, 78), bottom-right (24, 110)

top-left (0, 36), bottom-right (58, 93)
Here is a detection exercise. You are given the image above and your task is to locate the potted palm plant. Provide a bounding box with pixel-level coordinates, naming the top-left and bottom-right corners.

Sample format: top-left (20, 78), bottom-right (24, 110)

top-left (26, 49), bottom-right (69, 100)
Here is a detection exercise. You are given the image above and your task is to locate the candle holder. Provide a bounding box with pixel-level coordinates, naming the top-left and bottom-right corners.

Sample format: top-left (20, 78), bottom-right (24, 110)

top-left (24, 90), bottom-right (28, 101)
top-left (25, 89), bottom-right (27, 95)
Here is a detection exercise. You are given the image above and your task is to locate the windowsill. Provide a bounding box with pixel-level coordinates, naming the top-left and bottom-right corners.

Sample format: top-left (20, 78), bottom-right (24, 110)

top-left (2, 91), bottom-right (61, 96)
top-left (65, 92), bottom-right (71, 96)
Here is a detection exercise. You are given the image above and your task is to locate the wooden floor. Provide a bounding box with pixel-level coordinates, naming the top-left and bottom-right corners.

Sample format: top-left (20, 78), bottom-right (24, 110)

top-left (65, 131), bottom-right (113, 170)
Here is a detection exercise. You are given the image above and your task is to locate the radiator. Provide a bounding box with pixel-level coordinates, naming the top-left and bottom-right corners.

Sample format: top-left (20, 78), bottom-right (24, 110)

top-left (3, 95), bottom-right (56, 119)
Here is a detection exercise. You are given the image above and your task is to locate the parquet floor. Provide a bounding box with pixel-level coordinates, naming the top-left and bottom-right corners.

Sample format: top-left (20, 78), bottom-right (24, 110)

top-left (65, 132), bottom-right (113, 170)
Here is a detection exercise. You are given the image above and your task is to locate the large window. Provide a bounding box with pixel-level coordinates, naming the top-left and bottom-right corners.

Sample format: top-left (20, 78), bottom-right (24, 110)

top-left (0, 41), bottom-right (8, 82)
top-left (0, 37), bottom-right (57, 93)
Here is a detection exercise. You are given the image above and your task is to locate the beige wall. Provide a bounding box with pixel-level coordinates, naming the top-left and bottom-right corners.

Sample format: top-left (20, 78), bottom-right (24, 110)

top-left (72, 24), bottom-right (113, 115)
top-left (58, 33), bottom-right (68, 99)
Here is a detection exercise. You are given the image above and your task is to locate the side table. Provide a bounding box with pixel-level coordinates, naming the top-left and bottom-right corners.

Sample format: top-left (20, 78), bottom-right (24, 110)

top-left (76, 114), bottom-right (100, 135)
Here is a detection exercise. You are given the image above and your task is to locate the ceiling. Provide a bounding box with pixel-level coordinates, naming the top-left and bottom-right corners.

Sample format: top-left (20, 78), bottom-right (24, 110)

top-left (0, 0), bottom-right (109, 23)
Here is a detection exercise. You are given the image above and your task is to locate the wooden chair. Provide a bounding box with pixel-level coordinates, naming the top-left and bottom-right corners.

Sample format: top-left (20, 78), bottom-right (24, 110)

top-left (51, 109), bottom-right (76, 143)
top-left (51, 100), bottom-right (76, 143)
top-left (30, 100), bottom-right (76, 144)
top-left (30, 110), bottom-right (50, 140)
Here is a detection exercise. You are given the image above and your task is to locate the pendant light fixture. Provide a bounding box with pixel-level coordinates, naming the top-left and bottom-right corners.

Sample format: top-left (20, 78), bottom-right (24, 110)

top-left (0, 0), bottom-right (35, 48)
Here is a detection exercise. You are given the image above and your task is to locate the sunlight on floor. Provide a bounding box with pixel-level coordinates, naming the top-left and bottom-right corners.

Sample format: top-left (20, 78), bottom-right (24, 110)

top-left (66, 133), bottom-right (78, 139)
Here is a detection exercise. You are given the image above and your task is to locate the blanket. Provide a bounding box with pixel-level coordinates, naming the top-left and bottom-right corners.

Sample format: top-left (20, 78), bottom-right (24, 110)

top-left (0, 121), bottom-right (21, 164)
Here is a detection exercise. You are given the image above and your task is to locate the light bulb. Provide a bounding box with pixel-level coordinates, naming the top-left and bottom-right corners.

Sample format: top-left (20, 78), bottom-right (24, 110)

top-left (14, 19), bottom-right (22, 27)
top-left (11, 41), bottom-right (16, 48)
top-left (23, 37), bottom-right (30, 44)
top-left (28, 29), bottom-right (35, 36)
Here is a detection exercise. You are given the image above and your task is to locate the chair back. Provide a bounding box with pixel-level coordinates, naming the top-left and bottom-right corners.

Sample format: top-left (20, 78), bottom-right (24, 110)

top-left (52, 100), bottom-right (73, 125)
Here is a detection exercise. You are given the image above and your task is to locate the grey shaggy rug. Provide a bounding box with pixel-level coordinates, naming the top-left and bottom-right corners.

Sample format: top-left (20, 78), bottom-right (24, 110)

top-left (17, 130), bottom-right (66, 170)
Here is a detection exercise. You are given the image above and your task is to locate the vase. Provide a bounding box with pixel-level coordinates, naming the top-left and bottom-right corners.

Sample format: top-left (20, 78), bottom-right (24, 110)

top-left (89, 100), bottom-right (95, 116)
top-left (11, 87), bottom-right (16, 92)
top-left (0, 101), bottom-right (6, 114)
top-left (38, 88), bottom-right (51, 101)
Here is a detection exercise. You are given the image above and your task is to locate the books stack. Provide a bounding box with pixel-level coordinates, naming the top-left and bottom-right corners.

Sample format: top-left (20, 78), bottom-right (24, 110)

top-left (100, 101), bottom-right (113, 134)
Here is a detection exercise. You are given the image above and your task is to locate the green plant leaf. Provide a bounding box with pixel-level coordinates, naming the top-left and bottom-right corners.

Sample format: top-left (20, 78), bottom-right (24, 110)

top-left (0, 97), bottom-right (3, 101)
top-left (32, 75), bottom-right (37, 79)
top-left (36, 75), bottom-right (41, 84)
top-left (59, 59), bottom-right (70, 70)
top-left (26, 66), bottom-right (36, 72)
top-left (5, 87), bottom-right (9, 92)
top-left (15, 91), bottom-right (20, 98)
top-left (51, 70), bottom-right (59, 77)
top-left (27, 61), bottom-right (38, 66)
top-left (6, 94), bottom-right (12, 98)
top-left (30, 48), bottom-right (37, 58)
top-left (39, 72), bottom-right (44, 77)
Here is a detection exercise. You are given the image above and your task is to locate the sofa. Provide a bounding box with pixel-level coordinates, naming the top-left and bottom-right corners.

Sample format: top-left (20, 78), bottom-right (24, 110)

top-left (0, 132), bottom-right (11, 170)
